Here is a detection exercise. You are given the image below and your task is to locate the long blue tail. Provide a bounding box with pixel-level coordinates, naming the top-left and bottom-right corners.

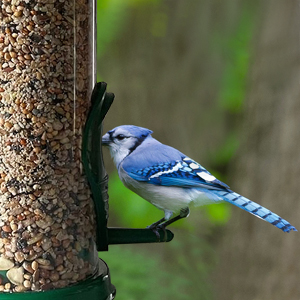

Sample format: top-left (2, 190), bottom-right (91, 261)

top-left (214, 190), bottom-right (297, 232)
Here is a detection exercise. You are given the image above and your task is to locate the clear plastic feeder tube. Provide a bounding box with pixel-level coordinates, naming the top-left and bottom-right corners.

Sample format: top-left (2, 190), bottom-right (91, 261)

top-left (0, 0), bottom-right (97, 292)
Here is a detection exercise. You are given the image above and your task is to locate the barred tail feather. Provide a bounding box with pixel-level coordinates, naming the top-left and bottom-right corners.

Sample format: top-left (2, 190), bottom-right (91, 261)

top-left (215, 190), bottom-right (297, 233)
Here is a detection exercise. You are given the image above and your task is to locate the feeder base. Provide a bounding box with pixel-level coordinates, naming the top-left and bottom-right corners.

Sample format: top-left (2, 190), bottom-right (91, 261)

top-left (0, 259), bottom-right (115, 300)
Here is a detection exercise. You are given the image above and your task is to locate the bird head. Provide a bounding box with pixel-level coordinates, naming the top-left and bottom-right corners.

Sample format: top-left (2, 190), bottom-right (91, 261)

top-left (102, 125), bottom-right (153, 167)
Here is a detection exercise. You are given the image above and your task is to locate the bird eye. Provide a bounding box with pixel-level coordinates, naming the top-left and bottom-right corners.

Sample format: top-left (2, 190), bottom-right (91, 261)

top-left (115, 134), bottom-right (126, 141)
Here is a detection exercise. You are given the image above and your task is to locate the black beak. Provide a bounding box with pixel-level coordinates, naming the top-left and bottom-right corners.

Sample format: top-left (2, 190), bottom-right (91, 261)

top-left (102, 133), bottom-right (111, 146)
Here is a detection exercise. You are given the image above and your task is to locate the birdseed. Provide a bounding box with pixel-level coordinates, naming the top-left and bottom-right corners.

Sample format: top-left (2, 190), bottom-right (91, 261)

top-left (0, 0), bottom-right (97, 292)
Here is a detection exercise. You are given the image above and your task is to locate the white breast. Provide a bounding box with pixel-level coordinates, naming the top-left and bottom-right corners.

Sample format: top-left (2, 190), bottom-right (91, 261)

top-left (118, 167), bottom-right (216, 214)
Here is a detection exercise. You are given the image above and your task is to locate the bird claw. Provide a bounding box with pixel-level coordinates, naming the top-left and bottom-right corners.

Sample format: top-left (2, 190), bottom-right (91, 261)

top-left (157, 224), bottom-right (167, 242)
top-left (147, 224), bottom-right (167, 242)
top-left (152, 227), bottom-right (161, 242)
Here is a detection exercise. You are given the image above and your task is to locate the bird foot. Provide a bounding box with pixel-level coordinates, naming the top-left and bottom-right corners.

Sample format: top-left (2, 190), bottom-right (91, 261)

top-left (157, 224), bottom-right (167, 242)
top-left (147, 223), bottom-right (167, 242)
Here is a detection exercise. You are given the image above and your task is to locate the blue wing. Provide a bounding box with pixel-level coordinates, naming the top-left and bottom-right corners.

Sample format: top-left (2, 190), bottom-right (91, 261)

top-left (122, 142), bottom-right (229, 190)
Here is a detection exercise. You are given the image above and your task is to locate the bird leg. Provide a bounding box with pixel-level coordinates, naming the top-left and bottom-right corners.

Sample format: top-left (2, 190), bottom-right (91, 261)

top-left (147, 217), bottom-right (166, 230)
top-left (159, 207), bottom-right (190, 229)
top-left (147, 217), bottom-right (166, 240)
top-left (147, 208), bottom-right (190, 241)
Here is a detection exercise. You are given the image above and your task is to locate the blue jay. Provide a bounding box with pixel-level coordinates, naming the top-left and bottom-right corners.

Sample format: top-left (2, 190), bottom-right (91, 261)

top-left (102, 125), bottom-right (297, 233)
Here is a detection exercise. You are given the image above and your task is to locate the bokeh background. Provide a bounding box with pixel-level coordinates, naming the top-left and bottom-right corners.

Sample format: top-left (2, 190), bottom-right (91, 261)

top-left (96, 1), bottom-right (300, 299)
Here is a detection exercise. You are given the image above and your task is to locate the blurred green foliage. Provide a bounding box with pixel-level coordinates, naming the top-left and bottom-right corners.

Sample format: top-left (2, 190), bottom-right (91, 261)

top-left (100, 246), bottom-right (190, 300)
top-left (215, 9), bottom-right (255, 113)
top-left (205, 6), bottom-right (255, 227)
top-left (100, 234), bottom-right (215, 299)
top-left (97, 0), bottom-right (161, 59)
top-left (97, 0), bottom-right (128, 58)
top-left (150, 11), bottom-right (168, 37)
top-left (211, 132), bottom-right (240, 167)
